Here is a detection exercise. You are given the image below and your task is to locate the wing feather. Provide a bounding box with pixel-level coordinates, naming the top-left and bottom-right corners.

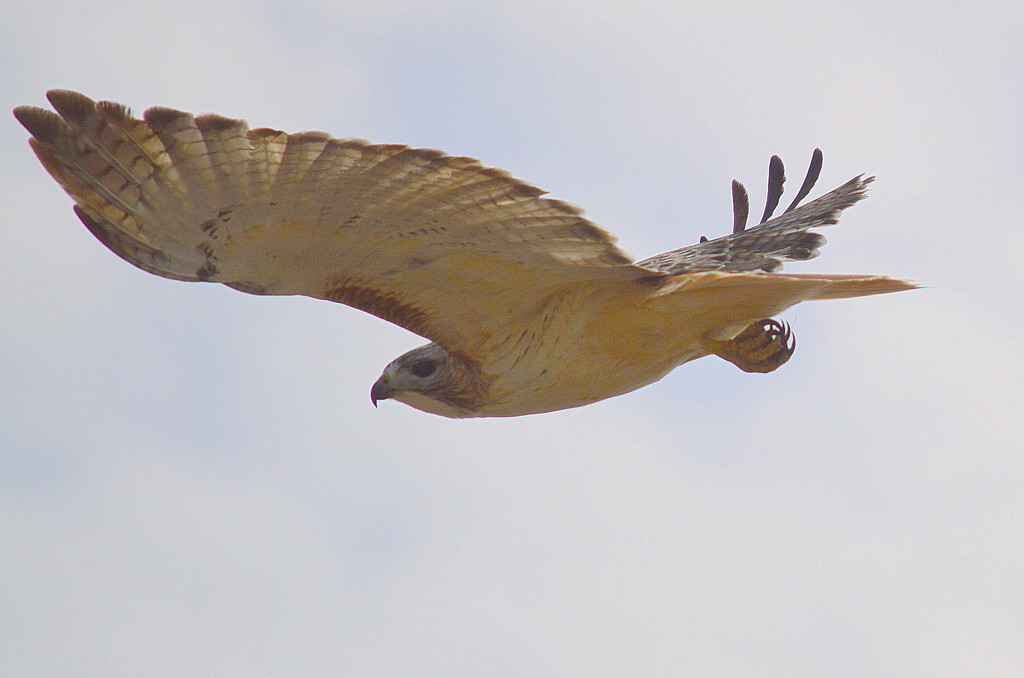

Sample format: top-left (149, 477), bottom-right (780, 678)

top-left (15, 90), bottom-right (641, 358)
top-left (637, 174), bottom-right (872, 275)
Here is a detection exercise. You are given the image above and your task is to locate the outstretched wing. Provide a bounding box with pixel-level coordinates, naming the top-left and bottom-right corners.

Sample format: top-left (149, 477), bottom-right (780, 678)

top-left (15, 90), bottom-right (641, 359)
top-left (638, 150), bottom-right (872, 275)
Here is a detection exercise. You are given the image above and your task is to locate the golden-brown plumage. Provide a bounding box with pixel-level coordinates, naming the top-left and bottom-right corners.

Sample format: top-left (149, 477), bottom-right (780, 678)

top-left (15, 90), bottom-right (916, 417)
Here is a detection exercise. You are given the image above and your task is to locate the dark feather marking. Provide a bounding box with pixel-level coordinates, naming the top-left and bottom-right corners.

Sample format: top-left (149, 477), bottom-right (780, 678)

top-left (435, 350), bottom-right (492, 411)
top-left (196, 241), bottom-right (218, 260)
top-left (195, 261), bottom-right (218, 281)
top-left (572, 221), bottom-right (606, 241)
top-left (143, 106), bottom-right (193, 128)
top-left (322, 283), bottom-right (432, 338)
top-left (289, 130), bottom-right (333, 144)
top-left (760, 155), bottom-right (786, 224)
top-left (194, 113), bottom-right (245, 133)
top-left (506, 327), bottom-right (534, 371)
top-left (394, 225), bottom-right (449, 238)
top-left (46, 89), bottom-right (98, 124)
top-left (732, 179), bottom-right (749, 234)
top-left (785, 148), bottom-right (823, 213)
top-left (13, 106), bottom-right (67, 144)
top-left (200, 210), bottom-right (233, 236)
top-left (249, 127), bottom-right (287, 139)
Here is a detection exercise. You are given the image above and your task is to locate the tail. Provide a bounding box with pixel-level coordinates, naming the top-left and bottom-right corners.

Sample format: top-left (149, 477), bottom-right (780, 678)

top-left (645, 271), bottom-right (918, 341)
top-left (784, 273), bottom-right (921, 300)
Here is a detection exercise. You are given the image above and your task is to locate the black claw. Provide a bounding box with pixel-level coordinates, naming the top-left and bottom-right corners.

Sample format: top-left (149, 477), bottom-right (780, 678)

top-left (763, 319), bottom-right (795, 359)
top-left (777, 321), bottom-right (795, 357)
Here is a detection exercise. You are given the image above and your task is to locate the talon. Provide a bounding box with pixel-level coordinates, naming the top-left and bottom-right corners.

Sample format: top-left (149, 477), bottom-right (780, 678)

top-left (706, 318), bottom-right (796, 373)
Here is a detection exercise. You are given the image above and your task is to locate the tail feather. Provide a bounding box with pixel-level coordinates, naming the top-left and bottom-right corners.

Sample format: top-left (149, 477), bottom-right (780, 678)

top-left (785, 273), bottom-right (921, 300)
top-left (646, 271), bottom-right (918, 342)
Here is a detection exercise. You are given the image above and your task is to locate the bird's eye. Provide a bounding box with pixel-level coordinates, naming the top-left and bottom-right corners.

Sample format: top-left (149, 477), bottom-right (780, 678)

top-left (409, 360), bottom-right (437, 378)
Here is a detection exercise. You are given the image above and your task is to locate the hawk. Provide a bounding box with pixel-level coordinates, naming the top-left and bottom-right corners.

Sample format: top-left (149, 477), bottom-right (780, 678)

top-left (14, 90), bottom-right (915, 418)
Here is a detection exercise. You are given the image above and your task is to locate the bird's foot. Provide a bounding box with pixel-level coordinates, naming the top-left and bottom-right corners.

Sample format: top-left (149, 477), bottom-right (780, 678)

top-left (708, 318), bottom-right (795, 373)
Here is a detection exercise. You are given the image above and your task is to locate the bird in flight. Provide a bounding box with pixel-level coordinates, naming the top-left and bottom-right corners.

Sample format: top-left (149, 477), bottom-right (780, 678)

top-left (14, 90), bottom-right (915, 417)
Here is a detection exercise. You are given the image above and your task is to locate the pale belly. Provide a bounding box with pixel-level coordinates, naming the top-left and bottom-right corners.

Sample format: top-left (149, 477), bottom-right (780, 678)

top-left (473, 322), bottom-right (711, 417)
top-left (465, 281), bottom-right (763, 417)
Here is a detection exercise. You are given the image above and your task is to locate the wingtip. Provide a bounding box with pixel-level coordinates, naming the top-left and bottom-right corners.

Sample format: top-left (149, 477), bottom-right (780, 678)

top-left (46, 89), bottom-right (97, 122)
top-left (12, 104), bottom-right (66, 143)
top-left (12, 104), bottom-right (42, 128)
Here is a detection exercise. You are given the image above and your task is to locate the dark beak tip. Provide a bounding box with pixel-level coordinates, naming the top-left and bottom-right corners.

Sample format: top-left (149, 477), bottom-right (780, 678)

top-left (370, 379), bottom-right (392, 408)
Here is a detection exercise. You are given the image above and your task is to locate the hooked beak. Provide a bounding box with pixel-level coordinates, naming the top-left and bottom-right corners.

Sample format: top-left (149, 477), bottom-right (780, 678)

top-left (370, 376), bottom-right (394, 407)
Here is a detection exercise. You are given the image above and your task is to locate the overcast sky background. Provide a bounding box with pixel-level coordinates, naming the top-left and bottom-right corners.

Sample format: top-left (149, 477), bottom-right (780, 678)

top-left (1, 1), bottom-right (1022, 676)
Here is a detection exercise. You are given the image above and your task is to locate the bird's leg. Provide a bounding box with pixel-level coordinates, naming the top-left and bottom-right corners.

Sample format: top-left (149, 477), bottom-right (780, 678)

top-left (705, 319), bottom-right (795, 373)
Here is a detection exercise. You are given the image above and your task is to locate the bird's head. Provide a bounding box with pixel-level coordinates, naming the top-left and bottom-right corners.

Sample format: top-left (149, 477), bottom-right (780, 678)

top-left (371, 343), bottom-right (486, 418)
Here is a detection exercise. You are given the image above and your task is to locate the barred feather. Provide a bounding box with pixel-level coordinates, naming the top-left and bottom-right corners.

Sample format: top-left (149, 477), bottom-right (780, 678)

top-left (637, 175), bottom-right (873, 275)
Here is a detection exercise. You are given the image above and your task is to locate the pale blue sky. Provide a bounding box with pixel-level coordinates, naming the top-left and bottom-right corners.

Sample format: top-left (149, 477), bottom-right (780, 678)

top-left (2, 1), bottom-right (1022, 676)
